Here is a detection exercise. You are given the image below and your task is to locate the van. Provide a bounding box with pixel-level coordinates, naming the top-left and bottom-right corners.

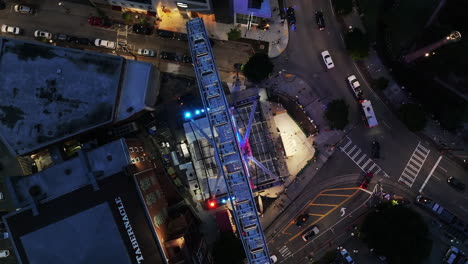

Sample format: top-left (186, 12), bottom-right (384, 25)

top-left (444, 246), bottom-right (459, 264)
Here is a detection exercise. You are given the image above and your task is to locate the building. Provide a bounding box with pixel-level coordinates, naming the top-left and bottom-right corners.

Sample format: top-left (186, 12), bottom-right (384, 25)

top-left (2, 138), bottom-right (212, 264)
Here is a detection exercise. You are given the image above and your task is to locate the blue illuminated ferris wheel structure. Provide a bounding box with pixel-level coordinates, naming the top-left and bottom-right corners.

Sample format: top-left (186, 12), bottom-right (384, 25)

top-left (186, 18), bottom-right (272, 264)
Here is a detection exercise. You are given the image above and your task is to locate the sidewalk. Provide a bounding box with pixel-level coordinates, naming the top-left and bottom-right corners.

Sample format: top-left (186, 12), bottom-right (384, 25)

top-left (341, 7), bottom-right (468, 169)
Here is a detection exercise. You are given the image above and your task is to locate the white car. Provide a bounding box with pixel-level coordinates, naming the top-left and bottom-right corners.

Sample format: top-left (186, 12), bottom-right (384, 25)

top-left (0, 232), bottom-right (8, 239)
top-left (347, 75), bottom-right (363, 99)
top-left (14, 5), bottom-right (34, 14)
top-left (270, 255), bottom-right (277, 263)
top-left (137, 48), bottom-right (155, 57)
top-left (0, 250), bottom-right (9, 258)
top-left (34, 30), bottom-right (52, 39)
top-left (321, 50), bottom-right (334, 69)
top-left (1, 25), bottom-right (21, 35)
top-left (94, 39), bottom-right (116, 49)
top-left (340, 249), bottom-right (354, 263)
top-left (301, 225), bottom-right (319, 241)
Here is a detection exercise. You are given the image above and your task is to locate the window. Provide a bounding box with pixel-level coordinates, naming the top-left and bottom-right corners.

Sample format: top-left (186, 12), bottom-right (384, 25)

top-left (134, 147), bottom-right (139, 152)
top-left (129, 147), bottom-right (134, 153)
top-left (139, 146), bottom-right (144, 152)
top-left (135, 157), bottom-right (140, 162)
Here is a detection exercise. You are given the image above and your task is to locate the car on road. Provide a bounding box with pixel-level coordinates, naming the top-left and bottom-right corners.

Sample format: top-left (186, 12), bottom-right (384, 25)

top-left (359, 172), bottom-right (374, 189)
top-left (137, 48), bottom-right (156, 57)
top-left (315, 11), bottom-right (325, 30)
top-left (286, 7), bottom-right (296, 25)
top-left (34, 30), bottom-right (52, 39)
top-left (321, 50), bottom-right (334, 69)
top-left (447, 177), bottom-right (465, 192)
top-left (94, 39), bottom-right (116, 49)
top-left (160, 51), bottom-right (179, 61)
top-left (1, 25), bottom-right (21, 35)
top-left (295, 214), bottom-right (309, 227)
top-left (182, 55), bottom-right (192, 64)
top-left (301, 225), bottom-right (319, 241)
top-left (55, 33), bottom-right (70, 41)
top-left (347, 75), bottom-right (363, 99)
top-left (14, 4), bottom-right (34, 14)
top-left (133, 24), bottom-right (152, 35)
top-left (340, 249), bottom-right (355, 263)
top-left (0, 249), bottom-right (9, 258)
top-left (270, 255), bottom-right (277, 263)
top-left (371, 141), bottom-right (380, 159)
top-left (156, 29), bottom-right (175, 39)
top-left (88, 16), bottom-right (111, 28)
top-left (0, 232), bottom-right (8, 239)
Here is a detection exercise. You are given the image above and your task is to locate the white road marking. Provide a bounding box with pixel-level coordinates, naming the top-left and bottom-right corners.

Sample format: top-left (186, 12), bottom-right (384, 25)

top-left (432, 175), bottom-right (441, 181)
top-left (382, 120), bottom-right (391, 129)
top-left (418, 156), bottom-right (443, 193)
top-left (459, 206), bottom-right (468, 213)
top-left (360, 188), bottom-right (373, 195)
top-left (339, 137), bottom-right (389, 177)
top-left (398, 142), bottom-right (430, 187)
top-left (438, 166), bottom-right (447, 172)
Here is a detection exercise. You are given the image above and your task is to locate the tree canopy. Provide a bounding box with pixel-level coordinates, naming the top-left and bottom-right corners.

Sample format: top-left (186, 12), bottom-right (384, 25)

top-left (242, 53), bottom-right (274, 83)
top-left (399, 103), bottom-right (427, 131)
top-left (227, 28), bottom-right (241, 41)
top-left (324, 99), bottom-right (349, 130)
top-left (212, 232), bottom-right (245, 264)
top-left (361, 204), bottom-right (432, 264)
top-left (344, 28), bottom-right (370, 60)
top-left (332, 0), bottom-right (353, 16)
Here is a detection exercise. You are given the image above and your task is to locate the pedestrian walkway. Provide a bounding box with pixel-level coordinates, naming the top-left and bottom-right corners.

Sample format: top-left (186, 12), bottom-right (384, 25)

top-left (339, 137), bottom-right (389, 178)
top-left (398, 142), bottom-right (430, 188)
top-left (277, 245), bottom-right (292, 259)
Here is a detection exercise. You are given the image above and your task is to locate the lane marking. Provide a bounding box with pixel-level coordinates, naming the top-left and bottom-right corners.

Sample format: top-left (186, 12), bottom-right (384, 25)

top-left (418, 156), bottom-right (443, 193)
top-left (360, 188), bottom-right (373, 195)
top-left (308, 213), bottom-right (325, 217)
top-left (438, 166), bottom-right (447, 172)
top-left (319, 194), bottom-right (352, 197)
top-left (309, 203), bottom-right (338, 207)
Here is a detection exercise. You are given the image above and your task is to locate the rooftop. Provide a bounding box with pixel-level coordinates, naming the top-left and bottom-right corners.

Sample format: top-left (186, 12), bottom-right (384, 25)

top-left (0, 38), bottom-right (123, 156)
top-left (234, 0), bottom-right (271, 18)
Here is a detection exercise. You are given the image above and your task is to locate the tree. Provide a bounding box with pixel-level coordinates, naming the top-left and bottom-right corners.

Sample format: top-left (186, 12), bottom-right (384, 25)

top-left (227, 28), bottom-right (242, 41)
top-left (361, 204), bottom-right (432, 264)
top-left (212, 232), bottom-right (245, 264)
top-left (332, 0), bottom-right (353, 16)
top-left (324, 99), bottom-right (349, 130)
top-left (344, 28), bottom-right (370, 60)
top-left (399, 103), bottom-right (426, 131)
top-left (374, 77), bottom-right (389, 90)
top-left (242, 53), bottom-right (274, 83)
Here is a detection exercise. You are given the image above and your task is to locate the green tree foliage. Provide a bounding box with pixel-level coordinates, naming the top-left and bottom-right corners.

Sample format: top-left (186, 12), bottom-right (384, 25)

top-left (361, 205), bottom-right (432, 264)
top-left (344, 28), bottom-right (370, 60)
top-left (399, 103), bottom-right (426, 131)
top-left (122, 12), bottom-right (132, 23)
top-left (242, 53), bottom-right (274, 83)
top-left (212, 232), bottom-right (245, 264)
top-left (332, 0), bottom-right (353, 15)
top-left (375, 77), bottom-right (389, 90)
top-left (227, 28), bottom-right (242, 41)
top-left (324, 99), bottom-right (349, 130)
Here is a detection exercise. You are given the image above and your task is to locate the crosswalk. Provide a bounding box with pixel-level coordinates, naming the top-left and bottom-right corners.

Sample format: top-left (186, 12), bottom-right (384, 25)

top-left (339, 137), bottom-right (389, 178)
top-left (398, 141), bottom-right (430, 187)
top-left (278, 245), bottom-right (292, 259)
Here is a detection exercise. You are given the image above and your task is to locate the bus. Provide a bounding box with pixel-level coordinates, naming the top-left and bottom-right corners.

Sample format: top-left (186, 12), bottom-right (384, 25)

top-left (359, 100), bottom-right (378, 128)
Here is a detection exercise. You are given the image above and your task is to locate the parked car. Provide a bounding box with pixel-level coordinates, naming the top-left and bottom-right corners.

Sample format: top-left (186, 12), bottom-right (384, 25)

top-left (1, 25), bottom-right (21, 35)
top-left (137, 48), bottom-right (156, 57)
top-left (88, 16), bottom-right (111, 28)
top-left (55, 33), bottom-right (69, 41)
top-left (295, 214), bottom-right (309, 227)
top-left (182, 55), bottom-right (192, 64)
top-left (371, 141), bottom-right (380, 159)
top-left (77, 37), bottom-right (92, 45)
top-left (315, 11), bottom-right (325, 30)
top-left (94, 39), bottom-right (116, 49)
top-left (301, 225), bottom-right (319, 241)
top-left (270, 255), bottom-right (278, 263)
top-left (286, 7), bottom-right (296, 25)
top-left (359, 172), bottom-right (374, 189)
top-left (132, 24), bottom-right (152, 35)
top-left (347, 75), bottom-right (363, 99)
top-left (0, 249), bottom-right (9, 258)
top-left (321, 50), bottom-right (334, 69)
top-left (160, 51), bottom-right (178, 61)
top-left (0, 192), bottom-right (3, 200)
top-left (156, 29), bottom-right (175, 39)
top-left (14, 4), bottom-right (34, 14)
top-left (175, 32), bottom-right (188, 41)
top-left (447, 177), bottom-right (465, 192)
top-left (0, 232), bottom-right (8, 239)
top-left (340, 249), bottom-right (355, 263)
top-left (34, 30), bottom-right (52, 39)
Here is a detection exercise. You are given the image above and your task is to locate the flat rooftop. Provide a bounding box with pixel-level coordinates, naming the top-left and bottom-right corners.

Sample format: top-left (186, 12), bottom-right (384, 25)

top-left (0, 38), bottom-right (123, 156)
top-left (3, 172), bottom-right (165, 264)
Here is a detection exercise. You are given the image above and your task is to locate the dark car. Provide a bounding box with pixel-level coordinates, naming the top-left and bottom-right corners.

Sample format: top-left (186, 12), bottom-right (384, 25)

top-left (315, 11), bottom-right (325, 30)
top-left (156, 29), bottom-right (175, 39)
top-left (56, 33), bottom-right (70, 42)
top-left (88, 16), bottom-right (112, 28)
top-left (182, 55), bottom-right (192, 64)
top-left (160, 51), bottom-right (178, 61)
top-left (360, 172), bottom-right (374, 189)
top-left (447, 177), bottom-right (465, 191)
top-left (78, 37), bottom-right (91, 45)
top-left (295, 214), bottom-right (309, 227)
top-left (133, 24), bottom-right (153, 35)
top-left (286, 7), bottom-right (296, 25)
top-left (175, 33), bottom-right (188, 41)
top-left (68, 36), bottom-right (79, 43)
top-left (371, 141), bottom-right (380, 159)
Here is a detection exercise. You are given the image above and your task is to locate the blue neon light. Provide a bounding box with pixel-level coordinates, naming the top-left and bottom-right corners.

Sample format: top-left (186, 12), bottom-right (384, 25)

top-left (195, 110), bottom-right (201, 115)
top-left (184, 112), bottom-right (191, 118)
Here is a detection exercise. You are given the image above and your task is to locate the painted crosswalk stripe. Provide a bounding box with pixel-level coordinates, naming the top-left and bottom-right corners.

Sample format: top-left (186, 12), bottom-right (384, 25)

top-left (398, 142), bottom-right (430, 188)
